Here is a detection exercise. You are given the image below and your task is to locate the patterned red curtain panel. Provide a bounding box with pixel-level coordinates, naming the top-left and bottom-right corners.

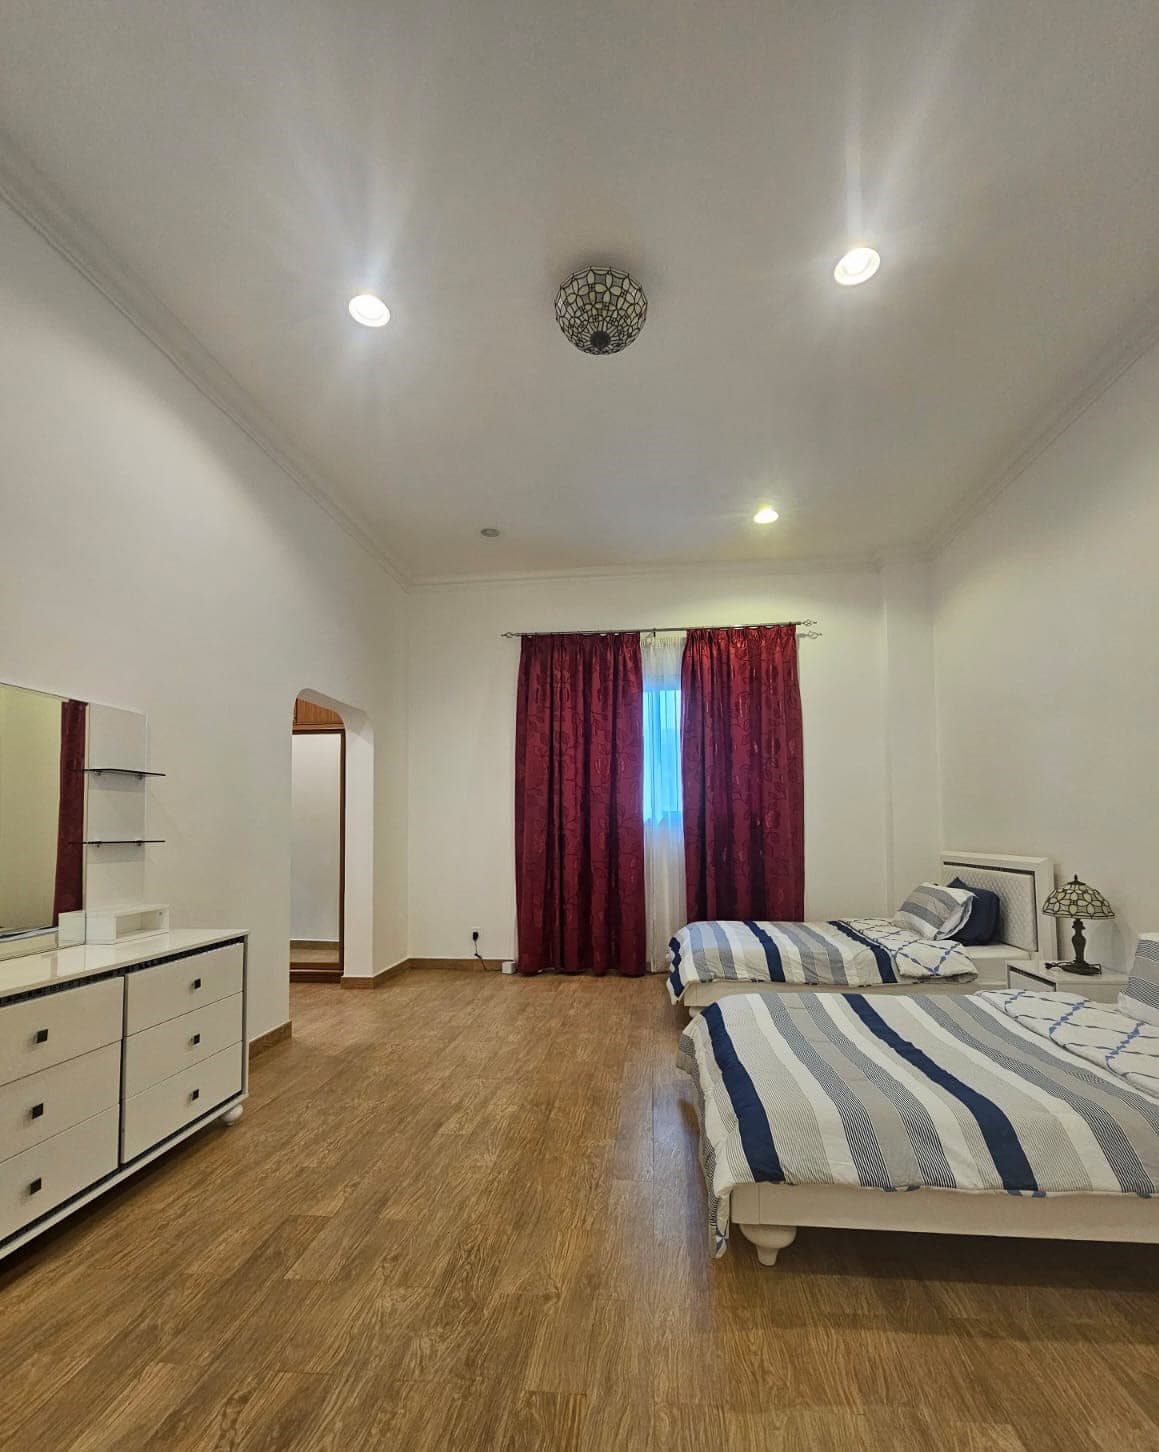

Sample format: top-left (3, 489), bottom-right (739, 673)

top-left (514, 632), bottom-right (646, 976)
top-left (681, 625), bottom-right (804, 922)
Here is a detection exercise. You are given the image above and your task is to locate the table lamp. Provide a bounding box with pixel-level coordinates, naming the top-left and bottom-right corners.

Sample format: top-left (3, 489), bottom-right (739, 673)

top-left (1042, 874), bottom-right (1114, 975)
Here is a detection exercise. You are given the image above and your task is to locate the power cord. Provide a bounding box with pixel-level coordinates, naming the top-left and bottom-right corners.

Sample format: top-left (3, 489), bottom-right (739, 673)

top-left (470, 929), bottom-right (502, 975)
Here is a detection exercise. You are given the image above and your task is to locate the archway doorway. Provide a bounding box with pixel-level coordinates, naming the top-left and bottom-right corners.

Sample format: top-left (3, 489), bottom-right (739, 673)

top-left (290, 697), bottom-right (345, 981)
top-left (288, 689), bottom-right (375, 986)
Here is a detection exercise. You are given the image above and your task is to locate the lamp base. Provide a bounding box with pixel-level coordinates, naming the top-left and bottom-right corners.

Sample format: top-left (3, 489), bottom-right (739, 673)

top-left (1047, 959), bottom-right (1102, 977)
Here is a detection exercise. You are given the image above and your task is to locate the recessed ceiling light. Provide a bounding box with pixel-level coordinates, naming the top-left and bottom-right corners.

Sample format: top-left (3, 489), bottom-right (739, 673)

top-left (753, 506), bottom-right (779, 525)
top-left (348, 293), bottom-right (390, 327)
top-left (480, 527), bottom-right (501, 538)
top-left (833, 246), bottom-right (881, 287)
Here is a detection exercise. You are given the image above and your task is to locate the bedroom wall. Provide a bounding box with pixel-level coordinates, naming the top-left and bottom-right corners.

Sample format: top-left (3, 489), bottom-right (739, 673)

top-left (407, 565), bottom-right (908, 962)
top-left (880, 558), bottom-right (940, 905)
top-left (0, 195), bottom-right (409, 1035)
top-left (933, 337), bottom-right (1159, 970)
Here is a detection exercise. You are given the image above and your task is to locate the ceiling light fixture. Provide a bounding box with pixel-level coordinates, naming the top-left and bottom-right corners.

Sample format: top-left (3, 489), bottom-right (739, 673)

top-left (480, 527), bottom-right (501, 538)
top-left (348, 293), bottom-right (391, 327)
top-left (555, 266), bottom-right (648, 355)
top-left (833, 246), bottom-right (881, 287)
top-left (753, 506), bottom-right (779, 525)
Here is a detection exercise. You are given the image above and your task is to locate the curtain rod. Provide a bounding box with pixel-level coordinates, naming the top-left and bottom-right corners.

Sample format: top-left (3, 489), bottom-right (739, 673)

top-left (500, 620), bottom-right (821, 639)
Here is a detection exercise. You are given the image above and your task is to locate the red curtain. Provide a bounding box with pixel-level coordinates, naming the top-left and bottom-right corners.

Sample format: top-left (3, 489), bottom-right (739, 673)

top-left (681, 625), bottom-right (804, 922)
top-left (514, 634), bottom-right (646, 975)
top-left (53, 700), bottom-right (87, 922)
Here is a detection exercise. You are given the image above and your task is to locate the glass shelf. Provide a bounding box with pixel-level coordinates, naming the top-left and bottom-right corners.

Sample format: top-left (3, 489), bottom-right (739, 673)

top-left (80, 839), bottom-right (165, 846)
top-left (80, 768), bottom-right (166, 778)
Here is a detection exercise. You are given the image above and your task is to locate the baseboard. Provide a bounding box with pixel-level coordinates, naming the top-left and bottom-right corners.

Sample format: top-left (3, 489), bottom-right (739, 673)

top-left (404, 957), bottom-right (499, 972)
top-left (336, 957), bottom-right (501, 988)
top-left (339, 958), bottom-right (410, 990)
top-left (289, 966), bottom-right (343, 983)
top-left (290, 939), bottom-right (340, 951)
top-left (248, 1020), bottom-right (292, 1061)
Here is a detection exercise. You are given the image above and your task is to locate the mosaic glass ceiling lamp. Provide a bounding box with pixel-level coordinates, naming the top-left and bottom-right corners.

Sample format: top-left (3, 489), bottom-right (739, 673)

top-left (555, 267), bottom-right (648, 355)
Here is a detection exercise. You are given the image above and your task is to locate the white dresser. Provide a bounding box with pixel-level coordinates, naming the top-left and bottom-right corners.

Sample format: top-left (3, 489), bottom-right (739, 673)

top-left (0, 930), bottom-right (247, 1259)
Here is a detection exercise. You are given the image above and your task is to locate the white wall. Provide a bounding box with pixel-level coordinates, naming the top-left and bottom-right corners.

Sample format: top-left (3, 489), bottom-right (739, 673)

top-left (934, 339), bottom-right (1159, 969)
top-left (880, 558), bottom-right (940, 904)
top-left (0, 196), bottom-right (408, 1035)
top-left (407, 566), bottom-right (902, 960)
top-left (290, 733), bottom-right (342, 942)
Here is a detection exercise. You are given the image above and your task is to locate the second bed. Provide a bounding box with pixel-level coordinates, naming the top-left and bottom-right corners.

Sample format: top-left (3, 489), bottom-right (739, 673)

top-left (668, 851), bottom-right (1055, 1009)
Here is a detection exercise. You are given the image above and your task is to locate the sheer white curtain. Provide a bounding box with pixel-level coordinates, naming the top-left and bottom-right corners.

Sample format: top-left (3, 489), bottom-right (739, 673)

top-left (642, 631), bottom-right (687, 971)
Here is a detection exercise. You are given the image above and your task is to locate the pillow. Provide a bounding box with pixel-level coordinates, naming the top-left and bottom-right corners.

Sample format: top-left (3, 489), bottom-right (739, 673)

top-left (895, 883), bottom-right (975, 941)
top-left (1120, 934), bottom-right (1159, 1026)
top-left (948, 877), bottom-right (1000, 946)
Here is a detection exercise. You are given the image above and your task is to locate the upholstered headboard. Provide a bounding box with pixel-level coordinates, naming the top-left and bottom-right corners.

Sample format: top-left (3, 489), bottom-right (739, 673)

top-left (940, 851), bottom-right (1057, 957)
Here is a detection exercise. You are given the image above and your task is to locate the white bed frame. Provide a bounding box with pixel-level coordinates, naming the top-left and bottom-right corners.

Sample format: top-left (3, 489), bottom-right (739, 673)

top-left (718, 857), bottom-right (1156, 1266)
top-left (732, 1182), bottom-right (1159, 1266)
top-left (680, 850), bottom-right (1057, 1011)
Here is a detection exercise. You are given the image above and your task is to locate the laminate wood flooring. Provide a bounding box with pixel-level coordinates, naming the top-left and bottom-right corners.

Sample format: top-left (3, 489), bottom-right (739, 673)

top-left (2, 970), bottom-right (1158, 1451)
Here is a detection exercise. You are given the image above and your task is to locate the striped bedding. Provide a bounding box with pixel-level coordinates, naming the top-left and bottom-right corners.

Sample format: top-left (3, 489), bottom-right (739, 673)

top-left (667, 918), bottom-right (977, 1004)
top-left (677, 990), bottom-right (1159, 1253)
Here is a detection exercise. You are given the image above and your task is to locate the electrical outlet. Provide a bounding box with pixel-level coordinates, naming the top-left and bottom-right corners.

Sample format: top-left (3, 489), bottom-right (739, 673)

top-left (471, 928), bottom-right (481, 943)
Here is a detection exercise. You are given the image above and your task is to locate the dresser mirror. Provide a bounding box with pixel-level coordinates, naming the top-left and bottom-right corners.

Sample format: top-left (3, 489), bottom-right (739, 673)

top-left (0, 682), bottom-right (87, 955)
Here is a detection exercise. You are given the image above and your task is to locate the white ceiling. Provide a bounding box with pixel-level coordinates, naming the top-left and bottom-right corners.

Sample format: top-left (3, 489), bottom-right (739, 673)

top-left (3, 1), bottom-right (1159, 581)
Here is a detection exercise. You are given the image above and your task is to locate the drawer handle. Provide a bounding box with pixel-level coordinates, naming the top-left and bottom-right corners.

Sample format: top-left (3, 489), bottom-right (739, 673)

top-left (28, 1177), bottom-right (43, 1196)
top-left (190, 1033), bottom-right (201, 1047)
top-left (190, 1088), bottom-right (201, 1103)
top-left (29, 1103), bottom-right (45, 1121)
top-left (192, 978), bottom-right (202, 991)
top-left (34, 1028), bottom-right (49, 1045)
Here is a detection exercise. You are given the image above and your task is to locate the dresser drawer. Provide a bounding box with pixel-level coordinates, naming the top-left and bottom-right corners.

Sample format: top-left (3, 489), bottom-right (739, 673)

top-left (0, 1107), bottom-right (119, 1243)
top-left (121, 1044), bottom-right (243, 1162)
top-left (0, 1043), bottom-right (121, 1163)
top-left (125, 944), bottom-right (244, 1034)
top-left (0, 979), bottom-right (123, 1088)
top-left (124, 994), bottom-right (243, 1098)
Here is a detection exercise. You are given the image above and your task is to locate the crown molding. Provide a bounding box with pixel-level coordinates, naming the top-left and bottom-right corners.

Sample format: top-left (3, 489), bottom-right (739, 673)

top-left (0, 136), bottom-right (412, 589)
top-left (927, 298), bottom-right (1159, 558)
top-left (410, 551), bottom-right (881, 590)
top-left (873, 545), bottom-right (935, 569)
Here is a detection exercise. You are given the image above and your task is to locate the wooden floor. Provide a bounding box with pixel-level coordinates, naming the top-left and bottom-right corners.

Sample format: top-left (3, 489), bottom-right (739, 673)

top-left (289, 942), bottom-right (341, 983)
top-left (3, 970), bottom-right (1159, 1451)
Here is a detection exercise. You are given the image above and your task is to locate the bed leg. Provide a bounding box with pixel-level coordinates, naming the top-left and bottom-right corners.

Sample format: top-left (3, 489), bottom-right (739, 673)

top-left (738, 1223), bottom-right (797, 1266)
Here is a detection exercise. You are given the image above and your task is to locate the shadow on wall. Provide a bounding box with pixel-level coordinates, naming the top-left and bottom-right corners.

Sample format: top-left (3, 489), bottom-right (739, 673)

top-left (294, 689), bottom-right (374, 982)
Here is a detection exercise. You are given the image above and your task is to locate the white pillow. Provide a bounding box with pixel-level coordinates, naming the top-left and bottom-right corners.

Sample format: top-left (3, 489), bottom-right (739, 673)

top-left (895, 883), bottom-right (974, 941)
top-left (1119, 933), bottom-right (1159, 1027)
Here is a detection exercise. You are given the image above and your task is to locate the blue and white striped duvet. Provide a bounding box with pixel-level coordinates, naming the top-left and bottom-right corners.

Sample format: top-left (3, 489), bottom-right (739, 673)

top-left (667, 918), bottom-right (976, 1003)
top-left (678, 990), bottom-right (1159, 1253)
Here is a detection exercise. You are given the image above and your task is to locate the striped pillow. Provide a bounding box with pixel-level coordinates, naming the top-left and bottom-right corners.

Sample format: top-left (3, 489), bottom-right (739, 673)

top-left (1120, 934), bottom-right (1159, 1026)
top-left (895, 882), bottom-right (975, 941)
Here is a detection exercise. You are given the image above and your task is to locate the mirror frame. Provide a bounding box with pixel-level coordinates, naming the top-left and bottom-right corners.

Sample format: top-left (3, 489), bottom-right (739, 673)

top-left (0, 929), bottom-right (59, 960)
top-left (0, 678), bottom-right (84, 961)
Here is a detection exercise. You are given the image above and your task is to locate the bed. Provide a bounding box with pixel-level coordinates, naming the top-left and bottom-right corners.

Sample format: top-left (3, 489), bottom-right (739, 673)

top-left (669, 851), bottom-right (1056, 1009)
top-left (678, 970), bottom-right (1159, 1266)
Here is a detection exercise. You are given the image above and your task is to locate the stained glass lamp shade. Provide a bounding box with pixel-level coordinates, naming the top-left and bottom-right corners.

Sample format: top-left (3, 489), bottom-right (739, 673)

top-left (555, 267), bottom-right (647, 355)
top-left (1042, 875), bottom-right (1114, 975)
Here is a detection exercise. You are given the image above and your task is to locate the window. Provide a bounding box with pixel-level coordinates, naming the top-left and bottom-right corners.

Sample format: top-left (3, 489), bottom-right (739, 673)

top-left (641, 633), bottom-right (687, 969)
top-left (643, 685), bottom-right (682, 825)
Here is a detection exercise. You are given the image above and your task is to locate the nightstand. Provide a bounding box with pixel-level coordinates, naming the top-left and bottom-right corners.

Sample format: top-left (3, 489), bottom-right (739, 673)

top-left (1006, 959), bottom-right (1128, 1005)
